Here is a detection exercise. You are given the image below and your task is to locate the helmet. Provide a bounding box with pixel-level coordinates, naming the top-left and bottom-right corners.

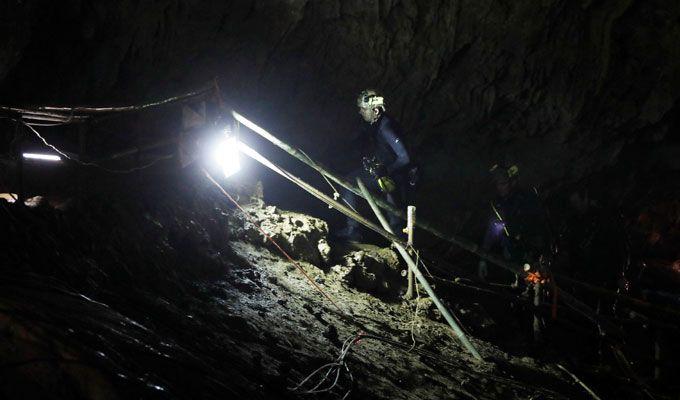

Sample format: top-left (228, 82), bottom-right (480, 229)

top-left (489, 163), bottom-right (519, 183)
top-left (357, 89), bottom-right (385, 110)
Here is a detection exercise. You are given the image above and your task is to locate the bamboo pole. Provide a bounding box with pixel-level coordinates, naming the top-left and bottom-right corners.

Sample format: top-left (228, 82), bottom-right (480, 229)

top-left (0, 107), bottom-right (88, 121)
top-left (404, 205), bottom-right (416, 299)
top-left (231, 110), bottom-right (680, 323)
top-left (237, 142), bottom-right (406, 246)
top-left (556, 364), bottom-right (603, 400)
top-left (357, 178), bottom-right (483, 361)
top-left (1, 86), bottom-right (211, 128)
top-left (235, 141), bottom-right (627, 336)
top-left (231, 111), bottom-right (520, 272)
top-left (38, 87), bottom-right (212, 114)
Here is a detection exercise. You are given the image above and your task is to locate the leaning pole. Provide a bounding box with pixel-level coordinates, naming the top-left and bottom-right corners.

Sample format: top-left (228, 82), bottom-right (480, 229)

top-left (357, 178), bottom-right (483, 361)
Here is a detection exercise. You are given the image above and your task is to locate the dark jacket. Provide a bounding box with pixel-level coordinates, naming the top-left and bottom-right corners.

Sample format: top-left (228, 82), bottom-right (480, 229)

top-left (363, 114), bottom-right (411, 176)
top-left (482, 187), bottom-right (549, 262)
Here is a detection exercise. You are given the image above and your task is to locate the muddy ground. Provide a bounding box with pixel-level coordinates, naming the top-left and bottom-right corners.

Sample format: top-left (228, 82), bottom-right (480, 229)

top-left (0, 169), bottom-right (669, 399)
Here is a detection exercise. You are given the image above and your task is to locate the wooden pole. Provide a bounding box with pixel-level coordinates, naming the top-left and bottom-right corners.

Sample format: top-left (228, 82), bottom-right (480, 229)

top-left (232, 111), bottom-right (412, 221)
top-left (230, 110), bottom-right (680, 324)
top-left (0, 107), bottom-right (88, 121)
top-left (556, 364), bottom-right (603, 400)
top-left (36, 86), bottom-right (212, 114)
top-left (404, 205), bottom-right (416, 299)
top-left (237, 142), bottom-right (406, 245)
top-left (357, 178), bottom-right (483, 361)
top-left (230, 111), bottom-right (524, 273)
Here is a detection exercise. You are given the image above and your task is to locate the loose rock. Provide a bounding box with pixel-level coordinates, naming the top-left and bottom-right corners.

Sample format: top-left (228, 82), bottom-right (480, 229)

top-left (229, 203), bottom-right (330, 265)
top-left (342, 247), bottom-right (404, 299)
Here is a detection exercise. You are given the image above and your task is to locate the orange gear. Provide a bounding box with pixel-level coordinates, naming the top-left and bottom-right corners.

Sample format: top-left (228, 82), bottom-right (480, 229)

top-left (525, 271), bottom-right (549, 285)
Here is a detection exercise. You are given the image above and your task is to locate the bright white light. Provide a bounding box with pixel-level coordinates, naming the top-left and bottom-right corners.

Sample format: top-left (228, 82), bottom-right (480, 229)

top-left (23, 153), bottom-right (61, 162)
top-left (212, 136), bottom-right (241, 178)
top-left (0, 193), bottom-right (18, 203)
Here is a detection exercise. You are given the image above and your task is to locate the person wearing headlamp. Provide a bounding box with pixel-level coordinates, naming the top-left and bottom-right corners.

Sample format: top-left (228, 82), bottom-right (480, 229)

top-left (335, 89), bottom-right (417, 242)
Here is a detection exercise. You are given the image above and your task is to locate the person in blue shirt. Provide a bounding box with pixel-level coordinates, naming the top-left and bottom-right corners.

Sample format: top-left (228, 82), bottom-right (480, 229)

top-left (335, 89), bottom-right (417, 241)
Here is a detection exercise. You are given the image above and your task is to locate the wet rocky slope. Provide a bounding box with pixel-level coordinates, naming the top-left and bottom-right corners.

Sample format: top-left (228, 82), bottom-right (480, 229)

top-left (0, 167), bottom-right (659, 399)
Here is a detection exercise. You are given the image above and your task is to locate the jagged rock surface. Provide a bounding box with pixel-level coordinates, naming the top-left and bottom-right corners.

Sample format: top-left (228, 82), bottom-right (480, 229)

top-left (1, 1), bottom-right (679, 229)
top-left (0, 173), bottom-right (617, 400)
top-left (341, 245), bottom-right (404, 299)
top-left (229, 202), bottom-right (331, 265)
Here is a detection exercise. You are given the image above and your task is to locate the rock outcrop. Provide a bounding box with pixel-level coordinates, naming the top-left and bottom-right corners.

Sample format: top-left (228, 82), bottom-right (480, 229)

top-left (230, 202), bottom-right (331, 265)
top-left (0, 166), bottom-right (673, 399)
top-left (341, 245), bottom-right (404, 299)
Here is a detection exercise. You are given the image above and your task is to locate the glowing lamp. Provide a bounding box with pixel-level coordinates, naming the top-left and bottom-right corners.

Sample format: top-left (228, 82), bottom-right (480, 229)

top-left (23, 153), bottom-right (61, 162)
top-left (211, 135), bottom-right (241, 178)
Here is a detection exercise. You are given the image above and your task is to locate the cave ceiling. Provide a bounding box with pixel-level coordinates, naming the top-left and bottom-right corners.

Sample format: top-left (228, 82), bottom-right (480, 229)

top-left (1, 0), bottom-right (679, 216)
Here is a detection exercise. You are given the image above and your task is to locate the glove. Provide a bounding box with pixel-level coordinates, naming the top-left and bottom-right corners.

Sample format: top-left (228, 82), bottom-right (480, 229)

top-left (377, 176), bottom-right (396, 193)
top-left (477, 260), bottom-right (488, 281)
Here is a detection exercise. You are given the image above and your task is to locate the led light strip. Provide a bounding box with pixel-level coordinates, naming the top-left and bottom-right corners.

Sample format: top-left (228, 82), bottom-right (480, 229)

top-left (22, 153), bottom-right (61, 162)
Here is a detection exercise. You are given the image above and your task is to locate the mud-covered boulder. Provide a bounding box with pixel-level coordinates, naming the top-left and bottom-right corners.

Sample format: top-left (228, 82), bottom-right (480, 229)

top-left (229, 204), bottom-right (330, 265)
top-left (342, 247), bottom-right (404, 299)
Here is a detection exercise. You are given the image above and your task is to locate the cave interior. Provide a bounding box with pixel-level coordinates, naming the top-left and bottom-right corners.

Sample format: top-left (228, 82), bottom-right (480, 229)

top-left (1, 1), bottom-right (680, 399)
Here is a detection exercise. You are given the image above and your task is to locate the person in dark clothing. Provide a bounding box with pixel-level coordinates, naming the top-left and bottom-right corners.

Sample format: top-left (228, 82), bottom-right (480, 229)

top-left (561, 189), bottom-right (629, 290)
top-left (478, 164), bottom-right (550, 281)
top-left (335, 89), bottom-right (417, 241)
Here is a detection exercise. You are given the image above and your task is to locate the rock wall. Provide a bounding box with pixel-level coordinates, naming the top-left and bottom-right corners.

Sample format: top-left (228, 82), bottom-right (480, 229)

top-left (1, 0), bottom-right (679, 227)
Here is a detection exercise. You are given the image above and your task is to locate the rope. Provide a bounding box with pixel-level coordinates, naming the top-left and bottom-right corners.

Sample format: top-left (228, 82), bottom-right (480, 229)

top-left (202, 169), bottom-right (348, 316)
top-left (20, 120), bottom-right (173, 174)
